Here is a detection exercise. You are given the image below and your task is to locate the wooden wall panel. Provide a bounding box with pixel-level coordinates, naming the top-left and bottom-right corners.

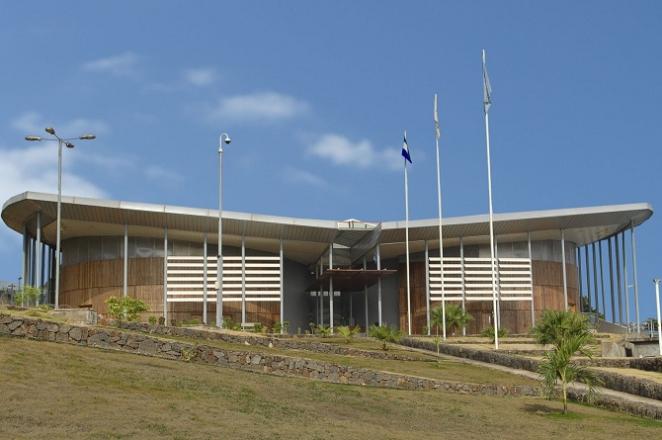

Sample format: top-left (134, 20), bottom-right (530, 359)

top-left (61, 257), bottom-right (280, 326)
top-left (398, 259), bottom-right (580, 335)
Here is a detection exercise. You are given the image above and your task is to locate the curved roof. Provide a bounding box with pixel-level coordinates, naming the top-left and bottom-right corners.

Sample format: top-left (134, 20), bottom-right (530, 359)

top-left (2, 191), bottom-right (653, 264)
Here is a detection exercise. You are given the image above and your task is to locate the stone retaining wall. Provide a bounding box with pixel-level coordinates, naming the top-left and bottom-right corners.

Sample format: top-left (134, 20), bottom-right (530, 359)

top-left (0, 314), bottom-right (535, 398)
top-left (120, 322), bottom-right (419, 361)
top-left (631, 357), bottom-right (662, 373)
top-left (401, 337), bottom-right (662, 404)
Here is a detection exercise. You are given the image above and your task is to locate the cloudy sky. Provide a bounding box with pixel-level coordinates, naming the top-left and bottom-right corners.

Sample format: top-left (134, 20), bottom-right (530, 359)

top-left (0, 1), bottom-right (661, 318)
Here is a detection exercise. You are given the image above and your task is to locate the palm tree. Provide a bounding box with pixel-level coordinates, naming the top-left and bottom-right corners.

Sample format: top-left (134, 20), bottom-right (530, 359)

top-left (368, 324), bottom-right (401, 351)
top-left (445, 304), bottom-right (472, 336)
top-left (430, 306), bottom-right (444, 337)
top-left (534, 310), bottom-right (600, 414)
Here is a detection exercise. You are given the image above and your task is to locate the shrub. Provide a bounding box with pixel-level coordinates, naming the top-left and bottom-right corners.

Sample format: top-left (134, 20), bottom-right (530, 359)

top-left (158, 316), bottom-right (165, 326)
top-left (368, 324), bottom-right (402, 350)
top-left (273, 320), bottom-right (290, 334)
top-left (14, 286), bottom-right (40, 308)
top-left (316, 325), bottom-right (332, 337)
top-left (222, 317), bottom-right (242, 331)
top-left (105, 296), bottom-right (148, 325)
top-left (148, 316), bottom-right (157, 326)
top-left (534, 311), bottom-right (600, 414)
top-left (481, 326), bottom-right (508, 343)
top-left (336, 325), bottom-right (360, 343)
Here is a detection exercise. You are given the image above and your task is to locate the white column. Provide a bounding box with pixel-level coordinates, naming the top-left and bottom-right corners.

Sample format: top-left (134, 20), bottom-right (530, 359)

top-left (329, 244), bottom-right (334, 331)
top-left (123, 224), bottom-right (128, 297)
top-left (241, 236), bottom-right (246, 327)
top-left (376, 244), bottom-right (382, 326)
top-left (35, 212), bottom-right (42, 305)
top-left (561, 230), bottom-right (568, 311)
top-left (654, 279), bottom-right (662, 356)
top-left (163, 227), bottom-right (168, 324)
top-left (460, 237), bottom-right (466, 336)
top-left (424, 241), bottom-right (430, 336)
top-left (319, 261), bottom-right (324, 327)
top-left (528, 233), bottom-right (535, 327)
top-left (21, 224), bottom-right (27, 291)
top-left (631, 225), bottom-right (641, 333)
top-left (363, 256), bottom-right (369, 331)
top-left (280, 238), bottom-right (284, 334)
top-left (621, 232), bottom-right (629, 328)
top-left (203, 234), bottom-right (208, 325)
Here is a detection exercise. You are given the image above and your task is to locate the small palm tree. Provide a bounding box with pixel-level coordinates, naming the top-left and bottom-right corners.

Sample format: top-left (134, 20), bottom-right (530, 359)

top-left (430, 306), bottom-right (444, 337)
top-left (534, 311), bottom-right (600, 414)
top-left (445, 304), bottom-right (472, 336)
top-left (336, 325), bottom-right (359, 343)
top-left (368, 324), bottom-right (401, 350)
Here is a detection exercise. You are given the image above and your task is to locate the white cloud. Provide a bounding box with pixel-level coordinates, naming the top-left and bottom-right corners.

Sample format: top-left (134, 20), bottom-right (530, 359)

top-left (11, 111), bottom-right (110, 137)
top-left (307, 134), bottom-right (401, 170)
top-left (283, 167), bottom-right (327, 187)
top-left (184, 67), bottom-right (217, 87)
top-left (0, 143), bottom-right (107, 205)
top-left (207, 92), bottom-right (309, 122)
top-left (145, 164), bottom-right (184, 183)
top-left (82, 52), bottom-right (139, 76)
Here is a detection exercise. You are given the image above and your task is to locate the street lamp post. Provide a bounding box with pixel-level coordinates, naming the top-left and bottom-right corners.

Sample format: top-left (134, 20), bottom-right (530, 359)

top-left (217, 132), bottom-right (231, 328)
top-left (25, 128), bottom-right (95, 309)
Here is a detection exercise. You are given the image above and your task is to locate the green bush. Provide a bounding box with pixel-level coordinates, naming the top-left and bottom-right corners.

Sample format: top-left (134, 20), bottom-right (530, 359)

top-left (222, 317), bottom-right (242, 331)
top-left (14, 286), bottom-right (40, 307)
top-left (481, 326), bottom-right (508, 343)
top-left (368, 324), bottom-right (402, 350)
top-left (148, 316), bottom-right (157, 326)
top-left (105, 296), bottom-right (148, 324)
top-left (336, 325), bottom-right (360, 343)
top-left (272, 320), bottom-right (290, 334)
top-left (316, 325), bottom-right (332, 337)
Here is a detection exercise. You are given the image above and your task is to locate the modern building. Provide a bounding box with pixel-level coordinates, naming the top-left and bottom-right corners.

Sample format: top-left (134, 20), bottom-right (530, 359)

top-left (1, 191), bottom-right (653, 334)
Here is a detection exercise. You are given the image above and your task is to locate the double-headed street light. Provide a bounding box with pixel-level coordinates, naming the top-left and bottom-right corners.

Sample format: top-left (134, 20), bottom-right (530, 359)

top-left (25, 127), bottom-right (96, 309)
top-left (217, 132), bottom-right (231, 328)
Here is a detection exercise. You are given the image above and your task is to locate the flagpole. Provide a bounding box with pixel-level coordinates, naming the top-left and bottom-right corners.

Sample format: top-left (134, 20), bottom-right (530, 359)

top-left (483, 49), bottom-right (499, 350)
top-left (434, 94), bottom-right (446, 340)
top-left (404, 130), bottom-right (412, 336)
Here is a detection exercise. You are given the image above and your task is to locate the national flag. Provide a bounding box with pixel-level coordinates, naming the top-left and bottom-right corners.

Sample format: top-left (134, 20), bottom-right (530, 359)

top-left (433, 94), bottom-right (441, 139)
top-left (482, 49), bottom-right (492, 113)
top-left (401, 132), bottom-right (412, 164)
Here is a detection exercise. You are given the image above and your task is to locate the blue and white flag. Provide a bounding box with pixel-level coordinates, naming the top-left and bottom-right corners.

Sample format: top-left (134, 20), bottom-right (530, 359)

top-left (482, 49), bottom-right (492, 113)
top-left (401, 132), bottom-right (412, 164)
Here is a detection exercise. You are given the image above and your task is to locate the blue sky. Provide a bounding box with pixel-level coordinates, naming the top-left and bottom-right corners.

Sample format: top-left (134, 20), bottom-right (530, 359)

top-left (0, 1), bottom-right (660, 319)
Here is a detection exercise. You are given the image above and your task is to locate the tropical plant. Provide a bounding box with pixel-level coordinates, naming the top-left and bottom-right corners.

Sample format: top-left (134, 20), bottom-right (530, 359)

top-left (368, 324), bottom-right (402, 350)
top-left (105, 296), bottom-right (148, 325)
top-left (336, 325), bottom-right (360, 343)
top-left (273, 320), bottom-right (290, 334)
top-left (148, 316), bottom-right (157, 326)
top-left (445, 304), bottom-right (472, 336)
top-left (316, 325), bottom-right (332, 337)
top-left (222, 317), bottom-right (242, 331)
top-left (430, 306), bottom-right (445, 338)
top-left (533, 310), bottom-right (600, 414)
top-left (532, 310), bottom-right (591, 347)
top-left (14, 286), bottom-right (40, 307)
top-left (481, 326), bottom-right (508, 343)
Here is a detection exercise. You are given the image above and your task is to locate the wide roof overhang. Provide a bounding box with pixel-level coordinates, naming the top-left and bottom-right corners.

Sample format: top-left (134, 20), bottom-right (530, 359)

top-left (1, 192), bottom-right (653, 265)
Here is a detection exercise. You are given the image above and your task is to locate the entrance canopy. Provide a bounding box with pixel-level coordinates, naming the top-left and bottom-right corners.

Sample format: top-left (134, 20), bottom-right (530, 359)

top-left (307, 269), bottom-right (397, 291)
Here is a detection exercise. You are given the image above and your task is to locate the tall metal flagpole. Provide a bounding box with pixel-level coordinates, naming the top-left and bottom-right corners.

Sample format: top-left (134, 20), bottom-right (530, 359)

top-left (403, 131), bottom-right (412, 335)
top-left (483, 49), bottom-right (499, 350)
top-left (434, 94), bottom-right (446, 340)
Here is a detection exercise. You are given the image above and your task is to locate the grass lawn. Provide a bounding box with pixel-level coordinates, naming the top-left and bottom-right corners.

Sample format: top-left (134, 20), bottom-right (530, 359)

top-left (1, 337), bottom-right (660, 439)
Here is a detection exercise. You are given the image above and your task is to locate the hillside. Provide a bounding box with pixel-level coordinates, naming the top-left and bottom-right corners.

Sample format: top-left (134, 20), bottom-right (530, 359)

top-left (1, 336), bottom-right (660, 439)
